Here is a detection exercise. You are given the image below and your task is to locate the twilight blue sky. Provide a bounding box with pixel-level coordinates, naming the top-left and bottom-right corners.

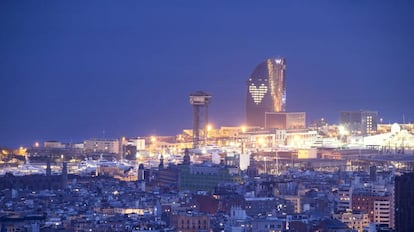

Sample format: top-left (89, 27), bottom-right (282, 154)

top-left (1, 1), bottom-right (414, 147)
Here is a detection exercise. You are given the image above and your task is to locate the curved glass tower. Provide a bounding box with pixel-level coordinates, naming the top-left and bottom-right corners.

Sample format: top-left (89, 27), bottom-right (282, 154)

top-left (246, 58), bottom-right (286, 127)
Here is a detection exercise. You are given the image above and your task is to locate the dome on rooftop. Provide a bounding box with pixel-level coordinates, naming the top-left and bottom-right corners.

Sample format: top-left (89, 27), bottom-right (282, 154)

top-left (391, 123), bottom-right (401, 134)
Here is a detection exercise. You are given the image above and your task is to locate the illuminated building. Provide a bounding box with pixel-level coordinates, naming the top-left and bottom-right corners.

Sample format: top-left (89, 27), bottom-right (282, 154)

top-left (360, 123), bottom-right (414, 154)
top-left (246, 58), bottom-right (286, 127)
top-left (240, 129), bottom-right (318, 150)
top-left (170, 212), bottom-right (211, 232)
top-left (340, 111), bottom-right (378, 135)
top-left (84, 138), bottom-right (120, 154)
top-left (337, 184), bottom-right (352, 212)
top-left (181, 126), bottom-right (245, 147)
top-left (128, 137), bottom-right (146, 150)
top-left (296, 149), bottom-right (317, 159)
top-left (351, 192), bottom-right (394, 229)
top-left (265, 112), bottom-right (306, 129)
top-left (333, 211), bottom-right (370, 232)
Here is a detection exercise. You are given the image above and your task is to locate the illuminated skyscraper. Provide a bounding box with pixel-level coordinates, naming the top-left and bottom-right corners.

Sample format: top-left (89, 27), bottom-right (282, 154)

top-left (246, 58), bottom-right (286, 127)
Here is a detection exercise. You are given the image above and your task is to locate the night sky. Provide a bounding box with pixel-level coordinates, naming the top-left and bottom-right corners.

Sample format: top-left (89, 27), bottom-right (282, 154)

top-left (1, 1), bottom-right (414, 148)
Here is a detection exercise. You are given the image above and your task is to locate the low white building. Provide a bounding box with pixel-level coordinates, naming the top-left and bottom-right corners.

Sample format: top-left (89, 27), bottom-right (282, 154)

top-left (84, 138), bottom-right (120, 154)
top-left (349, 123), bottom-right (414, 153)
top-left (128, 138), bottom-right (146, 150)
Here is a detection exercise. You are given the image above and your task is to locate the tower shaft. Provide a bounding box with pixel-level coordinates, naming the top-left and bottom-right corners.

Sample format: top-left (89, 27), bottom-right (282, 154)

top-left (189, 91), bottom-right (212, 149)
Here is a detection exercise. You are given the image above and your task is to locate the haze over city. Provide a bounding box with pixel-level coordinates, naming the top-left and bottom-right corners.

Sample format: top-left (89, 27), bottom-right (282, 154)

top-left (1, 1), bottom-right (414, 147)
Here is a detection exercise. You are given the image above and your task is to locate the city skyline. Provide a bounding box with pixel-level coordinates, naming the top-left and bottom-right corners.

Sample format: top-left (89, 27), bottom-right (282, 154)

top-left (1, 1), bottom-right (414, 147)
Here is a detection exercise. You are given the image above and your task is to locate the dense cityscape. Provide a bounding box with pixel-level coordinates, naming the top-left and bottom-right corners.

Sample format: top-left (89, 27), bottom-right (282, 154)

top-left (1, 57), bottom-right (414, 232)
top-left (2, 1), bottom-right (414, 231)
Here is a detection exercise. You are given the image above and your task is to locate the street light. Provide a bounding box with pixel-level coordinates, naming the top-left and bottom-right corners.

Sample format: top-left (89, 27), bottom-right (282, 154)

top-left (206, 124), bottom-right (213, 145)
top-left (150, 136), bottom-right (157, 156)
top-left (207, 124), bottom-right (213, 132)
top-left (338, 125), bottom-right (349, 136)
top-left (151, 136), bottom-right (157, 143)
top-left (241, 125), bottom-right (247, 133)
top-left (258, 137), bottom-right (265, 147)
top-left (338, 125), bottom-right (349, 144)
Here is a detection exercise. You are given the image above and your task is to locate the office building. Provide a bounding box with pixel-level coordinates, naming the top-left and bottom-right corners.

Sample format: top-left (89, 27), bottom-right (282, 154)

top-left (340, 110), bottom-right (378, 135)
top-left (246, 58), bottom-right (286, 127)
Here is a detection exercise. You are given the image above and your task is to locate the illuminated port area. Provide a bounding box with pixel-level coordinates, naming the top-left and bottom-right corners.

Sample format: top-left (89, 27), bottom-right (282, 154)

top-left (2, 121), bottom-right (414, 230)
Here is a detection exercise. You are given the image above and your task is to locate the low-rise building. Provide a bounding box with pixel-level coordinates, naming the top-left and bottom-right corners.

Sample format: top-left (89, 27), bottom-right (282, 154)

top-left (333, 211), bottom-right (370, 232)
top-left (84, 138), bottom-right (120, 154)
top-left (170, 212), bottom-right (211, 232)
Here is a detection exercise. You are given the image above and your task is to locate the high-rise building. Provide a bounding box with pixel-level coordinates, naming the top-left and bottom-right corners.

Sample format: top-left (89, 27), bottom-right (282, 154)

top-left (340, 110), bottom-right (378, 135)
top-left (246, 58), bottom-right (286, 127)
top-left (395, 172), bottom-right (414, 232)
